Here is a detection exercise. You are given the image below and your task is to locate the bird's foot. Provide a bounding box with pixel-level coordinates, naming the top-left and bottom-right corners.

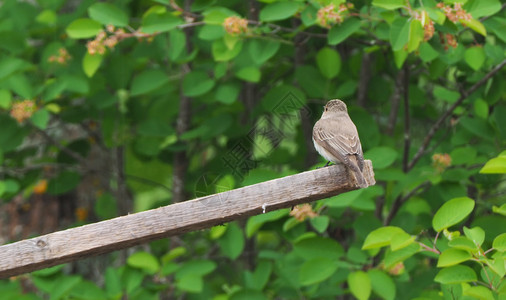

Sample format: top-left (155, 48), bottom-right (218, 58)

top-left (317, 161), bottom-right (333, 169)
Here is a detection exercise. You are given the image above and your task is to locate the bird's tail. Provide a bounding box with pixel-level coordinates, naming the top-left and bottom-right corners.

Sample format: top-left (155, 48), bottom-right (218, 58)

top-left (349, 156), bottom-right (367, 188)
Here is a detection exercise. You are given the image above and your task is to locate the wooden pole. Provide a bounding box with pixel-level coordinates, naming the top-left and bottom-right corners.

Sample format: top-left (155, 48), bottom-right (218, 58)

top-left (0, 161), bottom-right (374, 278)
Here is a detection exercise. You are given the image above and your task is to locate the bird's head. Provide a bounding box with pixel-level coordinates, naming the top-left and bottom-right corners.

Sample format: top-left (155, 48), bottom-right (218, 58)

top-left (323, 99), bottom-right (348, 114)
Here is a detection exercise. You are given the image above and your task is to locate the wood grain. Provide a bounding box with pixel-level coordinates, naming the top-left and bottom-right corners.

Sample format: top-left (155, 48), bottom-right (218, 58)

top-left (0, 161), bottom-right (374, 278)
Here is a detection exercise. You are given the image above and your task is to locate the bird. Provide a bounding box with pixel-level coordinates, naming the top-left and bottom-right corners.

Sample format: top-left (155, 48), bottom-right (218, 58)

top-left (312, 99), bottom-right (367, 188)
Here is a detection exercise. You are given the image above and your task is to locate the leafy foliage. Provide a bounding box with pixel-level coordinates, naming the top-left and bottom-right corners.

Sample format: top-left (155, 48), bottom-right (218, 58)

top-left (0, 0), bottom-right (505, 299)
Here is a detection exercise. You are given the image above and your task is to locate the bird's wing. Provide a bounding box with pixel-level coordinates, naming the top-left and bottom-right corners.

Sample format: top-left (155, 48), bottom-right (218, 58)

top-left (313, 118), bottom-right (362, 159)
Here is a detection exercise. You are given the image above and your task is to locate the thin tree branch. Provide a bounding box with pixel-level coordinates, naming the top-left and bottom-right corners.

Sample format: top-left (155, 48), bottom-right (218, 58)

top-left (384, 180), bottom-right (431, 225)
top-left (386, 69), bottom-right (404, 135)
top-left (402, 63), bottom-right (410, 173)
top-left (407, 59), bottom-right (506, 171)
top-left (125, 174), bottom-right (172, 194)
top-left (30, 123), bottom-right (86, 165)
top-left (357, 53), bottom-right (371, 107)
top-left (172, 0), bottom-right (193, 203)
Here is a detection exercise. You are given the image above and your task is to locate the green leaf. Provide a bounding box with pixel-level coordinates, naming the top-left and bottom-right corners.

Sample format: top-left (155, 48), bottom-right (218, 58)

top-left (362, 226), bottom-right (408, 250)
top-left (328, 18), bottom-right (362, 45)
top-left (0, 57), bottom-right (27, 80)
top-left (31, 264), bottom-right (65, 277)
top-left (316, 47), bottom-right (341, 79)
top-left (161, 247), bottom-right (187, 264)
top-left (8, 73), bottom-right (33, 98)
top-left (294, 236), bottom-right (344, 260)
top-left (433, 85), bottom-right (460, 103)
top-left (259, 2), bottom-right (300, 22)
top-left (215, 83), bottom-right (240, 104)
top-left (485, 18), bottom-right (506, 42)
top-left (393, 49), bottom-right (408, 69)
top-left (31, 108), bottom-right (50, 130)
top-left (492, 204), bottom-right (506, 217)
top-left (372, 0), bottom-right (406, 10)
top-left (47, 171), bottom-right (81, 195)
top-left (66, 18), bottom-right (102, 39)
top-left (310, 216), bottom-right (329, 233)
top-left (175, 260), bottom-right (217, 278)
top-left (245, 261), bottom-right (272, 291)
top-left (464, 46), bottom-right (485, 71)
top-left (248, 39), bottom-right (280, 65)
top-left (235, 67), bottom-right (261, 83)
top-left (246, 210), bottom-right (288, 237)
top-left (203, 7), bottom-right (237, 25)
top-left (218, 223), bottom-right (244, 260)
top-left (127, 251), bottom-right (160, 274)
top-left (419, 42), bottom-right (439, 62)
top-left (49, 276), bottom-right (82, 300)
top-left (460, 19), bottom-right (487, 36)
top-left (433, 197), bottom-right (475, 232)
top-left (434, 265), bottom-right (477, 284)
top-left (348, 271), bottom-right (371, 300)
top-left (0, 89), bottom-right (12, 109)
top-left (177, 275), bottom-right (202, 293)
top-left (465, 0), bottom-right (502, 18)
top-left (299, 258), bottom-right (338, 286)
top-left (460, 116), bottom-right (495, 141)
top-left (391, 231), bottom-right (416, 251)
top-left (168, 29), bottom-right (186, 61)
top-left (488, 257), bottom-right (506, 278)
top-left (448, 237), bottom-right (478, 251)
top-left (390, 18), bottom-right (410, 51)
top-left (450, 147), bottom-right (477, 165)
top-left (183, 71), bottom-right (215, 96)
top-left (82, 52), bottom-right (103, 78)
top-left (212, 39), bottom-right (243, 61)
top-left (493, 233), bottom-right (506, 252)
top-left (130, 69), bottom-right (169, 96)
top-left (88, 2), bottom-right (128, 27)
top-left (364, 147), bottom-right (398, 169)
top-left (198, 24), bottom-right (225, 41)
top-left (368, 270), bottom-right (396, 300)
top-left (325, 188), bottom-right (362, 208)
top-left (407, 19), bottom-right (423, 52)
top-left (463, 226), bottom-right (485, 246)
top-left (473, 98), bottom-right (488, 119)
top-left (36, 9), bottom-right (57, 25)
top-left (142, 12), bottom-right (182, 34)
top-left (480, 157), bottom-right (506, 174)
top-left (437, 248), bottom-right (472, 267)
top-left (464, 286), bottom-right (495, 300)
top-left (210, 226), bottom-right (227, 240)
top-left (69, 281), bottom-right (108, 300)
top-left (94, 193), bottom-right (117, 220)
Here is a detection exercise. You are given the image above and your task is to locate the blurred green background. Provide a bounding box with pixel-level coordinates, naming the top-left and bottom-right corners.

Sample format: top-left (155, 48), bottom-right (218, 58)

top-left (0, 0), bottom-right (505, 299)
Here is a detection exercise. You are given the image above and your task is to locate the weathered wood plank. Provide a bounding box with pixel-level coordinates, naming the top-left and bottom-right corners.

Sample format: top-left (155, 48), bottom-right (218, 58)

top-left (0, 161), bottom-right (374, 278)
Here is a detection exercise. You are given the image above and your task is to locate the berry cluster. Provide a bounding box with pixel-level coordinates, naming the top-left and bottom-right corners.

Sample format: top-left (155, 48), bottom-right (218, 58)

top-left (439, 32), bottom-right (458, 50)
top-left (415, 11), bottom-right (435, 41)
top-left (289, 204), bottom-right (318, 221)
top-left (223, 16), bottom-right (248, 35)
top-left (437, 2), bottom-right (472, 23)
top-left (316, 3), bottom-right (353, 28)
top-left (33, 179), bottom-right (48, 195)
top-left (10, 99), bottom-right (36, 123)
top-left (432, 153), bottom-right (452, 172)
top-left (75, 207), bottom-right (89, 221)
top-left (86, 25), bottom-right (125, 55)
top-left (48, 48), bottom-right (71, 64)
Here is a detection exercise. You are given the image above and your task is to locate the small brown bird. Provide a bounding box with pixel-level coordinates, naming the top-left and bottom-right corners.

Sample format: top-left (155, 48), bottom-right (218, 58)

top-left (313, 99), bottom-right (367, 188)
